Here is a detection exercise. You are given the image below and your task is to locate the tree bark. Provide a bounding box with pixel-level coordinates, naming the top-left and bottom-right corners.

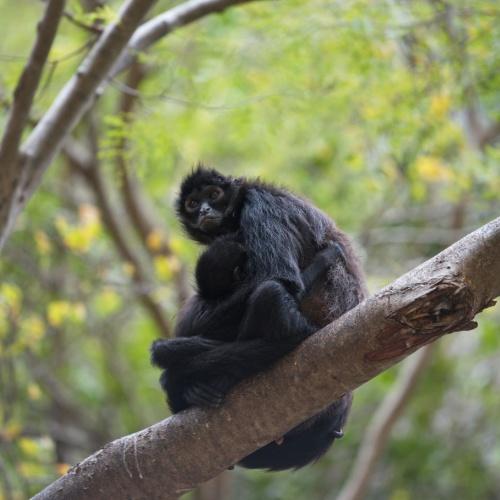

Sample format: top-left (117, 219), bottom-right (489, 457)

top-left (33, 217), bottom-right (500, 499)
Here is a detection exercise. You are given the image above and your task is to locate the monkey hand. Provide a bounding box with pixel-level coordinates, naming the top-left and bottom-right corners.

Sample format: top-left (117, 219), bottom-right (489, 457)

top-left (297, 242), bottom-right (347, 301)
top-left (184, 376), bottom-right (235, 408)
top-left (319, 241), bottom-right (346, 267)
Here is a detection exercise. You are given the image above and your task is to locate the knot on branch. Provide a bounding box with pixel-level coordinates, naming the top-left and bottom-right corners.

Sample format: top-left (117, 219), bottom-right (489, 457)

top-left (388, 277), bottom-right (477, 335)
top-left (366, 276), bottom-right (477, 362)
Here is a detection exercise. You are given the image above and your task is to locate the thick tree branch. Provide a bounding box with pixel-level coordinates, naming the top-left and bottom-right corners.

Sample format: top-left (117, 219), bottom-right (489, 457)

top-left (0, 0), bottom-right (157, 249)
top-left (33, 217), bottom-right (500, 500)
top-left (0, 0), bottom-right (261, 251)
top-left (0, 0), bottom-right (65, 207)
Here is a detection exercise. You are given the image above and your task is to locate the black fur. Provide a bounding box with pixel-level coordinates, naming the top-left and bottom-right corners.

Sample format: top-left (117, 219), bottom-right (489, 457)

top-left (151, 166), bottom-right (367, 471)
top-left (152, 238), bottom-right (339, 413)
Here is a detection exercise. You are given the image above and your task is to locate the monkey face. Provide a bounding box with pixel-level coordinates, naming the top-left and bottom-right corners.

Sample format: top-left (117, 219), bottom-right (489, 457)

top-left (176, 167), bottom-right (244, 243)
top-left (183, 184), bottom-right (228, 232)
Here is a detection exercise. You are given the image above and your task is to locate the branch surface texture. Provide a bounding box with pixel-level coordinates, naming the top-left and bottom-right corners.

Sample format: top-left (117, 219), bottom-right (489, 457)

top-left (33, 217), bottom-right (500, 499)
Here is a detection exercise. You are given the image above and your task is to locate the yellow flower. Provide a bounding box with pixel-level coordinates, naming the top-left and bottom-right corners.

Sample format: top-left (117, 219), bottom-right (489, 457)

top-left (0, 283), bottom-right (22, 318)
top-left (47, 301), bottom-right (71, 327)
top-left (147, 230), bottom-right (164, 252)
top-left (154, 256), bottom-right (180, 280)
top-left (19, 437), bottom-right (39, 457)
top-left (56, 463), bottom-right (71, 476)
top-left (27, 384), bottom-right (42, 401)
top-left (430, 94), bottom-right (451, 118)
top-left (35, 230), bottom-right (52, 255)
top-left (47, 302), bottom-right (85, 326)
top-left (1, 422), bottom-right (21, 441)
top-left (415, 156), bottom-right (452, 182)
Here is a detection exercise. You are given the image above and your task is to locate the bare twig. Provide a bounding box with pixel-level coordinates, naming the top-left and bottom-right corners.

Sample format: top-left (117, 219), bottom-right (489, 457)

top-left (0, 453), bottom-right (14, 500)
top-left (63, 10), bottom-right (103, 34)
top-left (0, 0), bottom-right (65, 196)
top-left (33, 217), bottom-right (500, 499)
top-left (25, 351), bottom-right (108, 446)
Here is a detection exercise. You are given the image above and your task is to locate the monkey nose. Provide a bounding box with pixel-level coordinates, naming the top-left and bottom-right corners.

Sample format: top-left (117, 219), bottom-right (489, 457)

top-left (200, 204), bottom-right (212, 215)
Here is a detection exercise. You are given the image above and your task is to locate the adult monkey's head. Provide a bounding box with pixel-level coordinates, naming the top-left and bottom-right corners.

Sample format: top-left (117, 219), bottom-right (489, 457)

top-left (176, 166), bottom-right (245, 244)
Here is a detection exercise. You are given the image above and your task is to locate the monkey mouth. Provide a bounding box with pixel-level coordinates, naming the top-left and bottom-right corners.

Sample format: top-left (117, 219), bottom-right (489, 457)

top-left (199, 216), bottom-right (221, 231)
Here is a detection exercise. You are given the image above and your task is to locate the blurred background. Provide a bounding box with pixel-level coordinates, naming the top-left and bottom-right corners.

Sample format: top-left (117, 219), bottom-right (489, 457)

top-left (0, 0), bottom-right (499, 498)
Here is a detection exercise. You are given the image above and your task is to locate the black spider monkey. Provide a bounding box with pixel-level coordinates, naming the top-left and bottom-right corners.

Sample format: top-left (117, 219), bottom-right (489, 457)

top-left (151, 166), bottom-right (367, 471)
top-left (152, 234), bottom-right (341, 413)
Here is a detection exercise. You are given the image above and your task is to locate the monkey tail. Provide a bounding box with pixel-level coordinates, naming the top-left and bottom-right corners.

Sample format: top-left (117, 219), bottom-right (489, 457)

top-left (183, 338), bottom-right (299, 380)
top-left (150, 337), bottom-right (224, 369)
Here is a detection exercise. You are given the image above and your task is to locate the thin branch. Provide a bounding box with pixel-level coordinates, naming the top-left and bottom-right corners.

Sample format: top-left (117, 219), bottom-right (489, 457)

top-left (33, 217), bottom-right (500, 500)
top-left (479, 120), bottom-right (500, 149)
top-left (63, 10), bottom-right (104, 34)
top-left (0, 0), bottom-right (65, 187)
top-left (335, 345), bottom-right (436, 500)
top-left (118, 159), bottom-right (191, 306)
top-left (0, 453), bottom-right (14, 500)
top-left (25, 351), bottom-right (107, 445)
top-left (64, 145), bottom-right (172, 337)
top-left (108, 0), bottom-right (260, 80)
top-left (115, 63), bottom-right (190, 306)
top-left (364, 226), bottom-right (471, 247)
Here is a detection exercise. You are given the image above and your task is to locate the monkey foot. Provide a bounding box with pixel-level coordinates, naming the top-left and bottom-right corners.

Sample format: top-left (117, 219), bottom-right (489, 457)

top-left (184, 382), bottom-right (225, 408)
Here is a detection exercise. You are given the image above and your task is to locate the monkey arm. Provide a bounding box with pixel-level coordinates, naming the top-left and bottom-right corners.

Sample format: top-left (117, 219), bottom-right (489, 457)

top-left (237, 280), bottom-right (316, 341)
top-left (173, 286), bottom-right (251, 341)
top-left (296, 242), bottom-right (346, 302)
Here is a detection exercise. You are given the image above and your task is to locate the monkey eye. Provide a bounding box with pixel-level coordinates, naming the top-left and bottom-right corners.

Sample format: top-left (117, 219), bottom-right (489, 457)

top-left (208, 187), bottom-right (224, 202)
top-left (185, 198), bottom-right (199, 212)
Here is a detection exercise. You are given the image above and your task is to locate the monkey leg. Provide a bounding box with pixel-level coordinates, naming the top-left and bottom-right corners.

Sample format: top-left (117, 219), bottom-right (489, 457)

top-left (238, 280), bottom-right (316, 342)
top-left (297, 241), bottom-right (346, 301)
